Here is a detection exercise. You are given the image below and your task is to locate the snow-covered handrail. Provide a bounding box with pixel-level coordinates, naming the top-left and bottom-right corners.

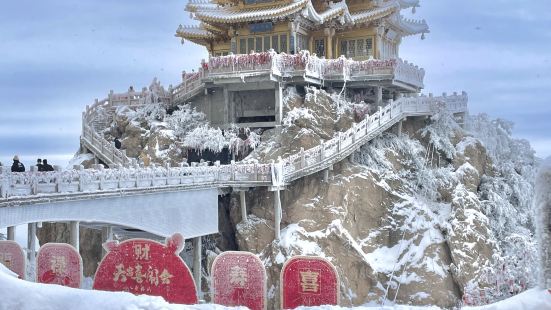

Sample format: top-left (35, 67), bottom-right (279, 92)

top-left (0, 163), bottom-right (272, 199)
top-left (280, 92), bottom-right (468, 182)
top-left (201, 51), bottom-right (424, 88)
top-left (172, 68), bottom-right (208, 104)
top-left (4, 91), bottom-right (467, 201)
top-left (170, 52), bottom-right (425, 108)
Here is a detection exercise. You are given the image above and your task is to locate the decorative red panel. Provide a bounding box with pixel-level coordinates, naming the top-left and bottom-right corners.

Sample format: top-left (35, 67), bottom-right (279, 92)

top-left (281, 256), bottom-right (340, 309)
top-left (37, 243), bottom-right (82, 288)
top-left (212, 251), bottom-right (266, 310)
top-left (93, 233), bottom-right (197, 305)
top-left (0, 241), bottom-right (26, 279)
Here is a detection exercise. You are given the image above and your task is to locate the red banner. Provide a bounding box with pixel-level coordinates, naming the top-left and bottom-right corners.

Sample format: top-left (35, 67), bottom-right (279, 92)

top-left (37, 243), bottom-right (82, 288)
top-left (212, 251), bottom-right (266, 310)
top-left (0, 241), bottom-right (26, 279)
top-left (281, 256), bottom-right (340, 309)
top-left (93, 233), bottom-right (197, 304)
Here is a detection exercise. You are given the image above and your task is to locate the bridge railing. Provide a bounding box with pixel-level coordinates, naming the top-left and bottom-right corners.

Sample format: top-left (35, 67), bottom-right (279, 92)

top-left (0, 163), bottom-right (273, 198)
top-left (280, 92), bottom-right (468, 182)
top-left (2, 92), bottom-right (467, 199)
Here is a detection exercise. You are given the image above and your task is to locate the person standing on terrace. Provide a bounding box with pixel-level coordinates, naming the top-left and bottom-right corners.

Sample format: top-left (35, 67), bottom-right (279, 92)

top-left (11, 155), bottom-right (25, 172)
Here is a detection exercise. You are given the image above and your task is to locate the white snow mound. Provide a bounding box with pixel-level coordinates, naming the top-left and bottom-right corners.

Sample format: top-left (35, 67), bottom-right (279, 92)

top-left (0, 267), bottom-right (244, 310)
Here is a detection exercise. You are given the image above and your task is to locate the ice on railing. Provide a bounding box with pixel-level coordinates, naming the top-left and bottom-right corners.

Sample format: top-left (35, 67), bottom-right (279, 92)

top-left (280, 93), bottom-right (468, 181)
top-left (0, 163), bottom-right (274, 198)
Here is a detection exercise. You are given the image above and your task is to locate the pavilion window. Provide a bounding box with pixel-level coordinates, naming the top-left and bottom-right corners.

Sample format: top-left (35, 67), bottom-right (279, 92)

top-left (272, 35), bottom-right (279, 53)
top-left (264, 36), bottom-right (271, 51)
top-left (348, 40), bottom-right (356, 58)
top-left (239, 39), bottom-right (247, 54)
top-left (296, 33), bottom-right (309, 52)
top-left (315, 38), bottom-right (325, 57)
top-left (255, 37), bottom-right (263, 52)
top-left (340, 38), bottom-right (375, 59)
top-left (247, 38), bottom-right (255, 53)
top-left (280, 34), bottom-right (288, 53)
top-left (366, 38), bottom-right (373, 57)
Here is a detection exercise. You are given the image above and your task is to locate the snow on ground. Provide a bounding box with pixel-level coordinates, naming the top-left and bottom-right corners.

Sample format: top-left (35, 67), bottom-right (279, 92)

top-left (0, 268), bottom-right (244, 310)
top-left (295, 289), bottom-right (551, 310)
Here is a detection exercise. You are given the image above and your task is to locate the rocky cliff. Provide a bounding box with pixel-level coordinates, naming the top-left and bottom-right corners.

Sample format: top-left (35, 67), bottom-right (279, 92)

top-left (65, 86), bottom-right (537, 308)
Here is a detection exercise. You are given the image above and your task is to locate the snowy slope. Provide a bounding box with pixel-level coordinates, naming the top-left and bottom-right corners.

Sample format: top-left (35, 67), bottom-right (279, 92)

top-left (0, 268), bottom-right (243, 310)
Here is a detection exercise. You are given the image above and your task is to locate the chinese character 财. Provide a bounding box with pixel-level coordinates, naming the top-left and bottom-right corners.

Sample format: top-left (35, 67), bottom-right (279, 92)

top-left (133, 244), bottom-right (151, 261)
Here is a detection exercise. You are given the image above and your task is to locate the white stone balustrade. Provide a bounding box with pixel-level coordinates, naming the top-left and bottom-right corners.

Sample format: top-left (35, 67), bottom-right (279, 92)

top-left (188, 51), bottom-right (425, 89)
top-left (3, 92), bottom-right (467, 201)
top-left (0, 163), bottom-right (273, 199)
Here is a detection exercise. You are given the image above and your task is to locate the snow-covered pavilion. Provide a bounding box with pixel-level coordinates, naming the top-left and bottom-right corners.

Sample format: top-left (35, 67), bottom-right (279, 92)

top-left (176, 0), bottom-right (428, 60)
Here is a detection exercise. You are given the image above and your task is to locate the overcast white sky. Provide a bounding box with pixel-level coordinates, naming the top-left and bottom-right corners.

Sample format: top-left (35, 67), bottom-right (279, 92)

top-left (0, 0), bottom-right (549, 168)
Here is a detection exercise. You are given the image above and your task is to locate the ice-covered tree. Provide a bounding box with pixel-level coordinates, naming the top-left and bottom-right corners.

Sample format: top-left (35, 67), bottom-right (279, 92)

top-left (535, 157), bottom-right (551, 289)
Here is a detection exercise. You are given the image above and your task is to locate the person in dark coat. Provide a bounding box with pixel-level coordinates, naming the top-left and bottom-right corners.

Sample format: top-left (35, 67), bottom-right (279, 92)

top-left (114, 138), bottom-right (122, 150)
top-left (11, 155), bottom-right (25, 172)
top-left (36, 158), bottom-right (44, 171)
top-left (42, 159), bottom-right (54, 172)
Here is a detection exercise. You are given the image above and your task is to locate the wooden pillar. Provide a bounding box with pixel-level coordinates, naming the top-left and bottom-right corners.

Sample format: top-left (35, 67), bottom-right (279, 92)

top-left (101, 226), bottom-right (114, 257)
top-left (70, 221), bottom-right (80, 252)
top-left (274, 189), bottom-right (282, 240)
top-left (27, 223), bottom-right (37, 269)
top-left (323, 169), bottom-right (329, 183)
top-left (7, 226), bottom-right (15, 241)
top-left (192, 236), bottom-right (202, 298)
top-left (324, 27), bottom-right (335, 59)
top-left (239, 191), bottom-right (247, 222)
top-left (309, 36), bottom-right (314, 54)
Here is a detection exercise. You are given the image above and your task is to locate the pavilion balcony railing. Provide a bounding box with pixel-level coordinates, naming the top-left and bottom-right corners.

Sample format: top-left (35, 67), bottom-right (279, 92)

top-left (172, 51), bottom-right (425, 95)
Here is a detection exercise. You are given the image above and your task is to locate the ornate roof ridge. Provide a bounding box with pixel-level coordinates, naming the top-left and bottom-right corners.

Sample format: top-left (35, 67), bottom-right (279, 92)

top-left (396, 0), bottom-right (420, 9)
top-left (303, 1), bottom-right (353, 25)
top-left (351, 2), bottom-right (399, 24)
top-left (389, 14), bottom-right (429, 36)
top-left (190, 0), bottom-right (310, 24)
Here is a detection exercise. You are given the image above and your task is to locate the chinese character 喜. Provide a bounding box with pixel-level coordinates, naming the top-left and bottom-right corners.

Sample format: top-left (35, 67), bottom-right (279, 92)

top-left (300, 270), bottom-right (320, 293)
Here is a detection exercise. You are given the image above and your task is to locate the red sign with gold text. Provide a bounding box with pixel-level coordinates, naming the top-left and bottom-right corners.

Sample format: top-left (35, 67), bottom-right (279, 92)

top-left (93, 233), bottom-right (197, 304)
top-left (281, 256), bottom-right (340, 309)
top-left (0, 241), bottom-right (26, 279)
top-left (212, 251), bottom-right (266, 310)
top-left (37, 243), bottom-right (82, 288)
